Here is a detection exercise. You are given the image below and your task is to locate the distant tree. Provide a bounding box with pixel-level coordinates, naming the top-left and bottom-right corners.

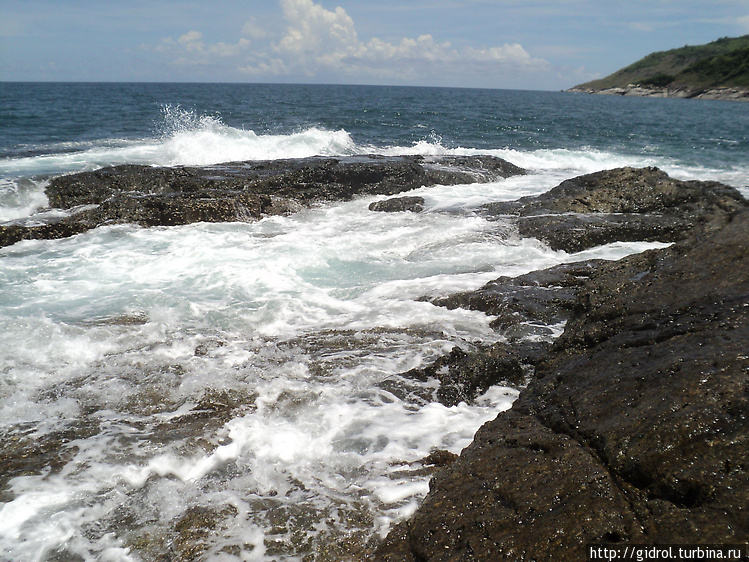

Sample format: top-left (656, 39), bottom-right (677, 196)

top-left (640, 74), bottom-right (675, 88)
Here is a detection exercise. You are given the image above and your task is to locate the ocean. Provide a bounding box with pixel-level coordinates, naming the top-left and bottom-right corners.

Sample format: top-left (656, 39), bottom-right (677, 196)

top-left (0, 82), bottom-right (747, 561)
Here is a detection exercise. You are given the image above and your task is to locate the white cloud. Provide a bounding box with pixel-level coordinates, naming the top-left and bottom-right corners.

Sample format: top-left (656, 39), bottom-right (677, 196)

top-left (148, 0), bottom-right (549, 84)
top-left (278, 0), bottom-right (360, 59)
top-left (149, 30), bottom-right (251, 66)
top-left (178, 31), bottom-right (205, 52)
top-left (268, 0), bottom-right (548, 80)
top-left (239, 58), bottom-right (289, 76)
top-left (242, 18), bottom-right (268, 40)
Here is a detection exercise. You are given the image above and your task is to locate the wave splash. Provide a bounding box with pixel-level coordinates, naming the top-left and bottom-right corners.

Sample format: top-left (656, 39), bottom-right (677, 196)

top-left (0, 105), bottom-right (746, 218)
top-left (154, 104), bottom-right (359, 166)
top-left (0, 106), bottom-right (359, 176)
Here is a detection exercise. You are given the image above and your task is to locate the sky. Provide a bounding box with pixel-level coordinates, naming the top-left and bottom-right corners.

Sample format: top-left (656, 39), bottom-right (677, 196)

top-left (1, 0), bottom-right (748, 90)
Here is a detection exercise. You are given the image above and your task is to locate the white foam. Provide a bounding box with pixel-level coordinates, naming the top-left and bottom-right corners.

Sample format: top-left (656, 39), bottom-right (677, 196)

top-left (1, 124), bottom-right (730, 558)
top-left (0, 106), bottom-right (358, 178)
top-left (375, 480), bottom-right (431, 504)
top-left (0, 177), bottom-right (50, 222)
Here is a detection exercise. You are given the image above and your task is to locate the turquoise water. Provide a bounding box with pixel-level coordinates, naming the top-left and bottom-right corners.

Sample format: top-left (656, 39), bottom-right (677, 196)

top-left (0, 83), bottom-right (746, 561)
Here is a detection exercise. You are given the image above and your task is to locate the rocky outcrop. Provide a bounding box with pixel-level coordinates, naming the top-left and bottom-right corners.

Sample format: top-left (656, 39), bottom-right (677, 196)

top-left (483, 166), bottom-right (747, 252)
top-left (375, 202), bottom-right (749, 560)
top-left (369, 196), bottom-right (425, 213)
top-left (401, 167), bottom-right (745, 416)
top-left (384, 167), bottom-right (745, 418)
top-left (568, 84), bottom-right (749, 101)
top-left (0, 155), bottom-right (525, 248)
top-left (431, 260), bottom-right (603, 339)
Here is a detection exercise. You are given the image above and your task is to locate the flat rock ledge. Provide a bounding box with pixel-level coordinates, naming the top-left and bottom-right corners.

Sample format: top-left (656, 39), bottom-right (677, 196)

top-left (0, 155), bottom-right (524, 248)
top-left (482, 166), bottom-right (746, 252)
top-left (374, 201), bottom-right (749, 557)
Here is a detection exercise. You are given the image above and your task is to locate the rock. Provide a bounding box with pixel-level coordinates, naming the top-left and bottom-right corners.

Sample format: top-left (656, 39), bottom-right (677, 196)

top-left (515, 212), bottom-right (690, 253)
top-left (401, 343), bottom-right (527, 407)
top-left (369, 196), bottom-right (425, 213)
top-left (421, 449), bottom-right (459, 468)
top-left (431, 260), bottom-right (603, 344)
top-left (1, 155), bottom-right (525, 248)
top-left (483, 167), bottom-right (747, 252)
top-left (374, 209), bottom-right (749, 560)
top-left (0, 219), bottom-right (95, 248)
top-left (568, 84), bottom-right (749, 101)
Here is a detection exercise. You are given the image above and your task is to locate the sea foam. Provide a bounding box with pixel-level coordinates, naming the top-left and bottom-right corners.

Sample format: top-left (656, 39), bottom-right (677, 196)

top-left (1, 98), bottom-right (747, 561)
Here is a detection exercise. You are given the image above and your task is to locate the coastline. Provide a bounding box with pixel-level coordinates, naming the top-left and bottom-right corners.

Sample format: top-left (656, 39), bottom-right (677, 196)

top-left (6, 157), bottom-right (747, 559)
top-left (2, 82), bottom-right (748, 559)
top-left (566, 84), bottom-right (749, 101)
top-left (374, 167), bottom-right (749, 560)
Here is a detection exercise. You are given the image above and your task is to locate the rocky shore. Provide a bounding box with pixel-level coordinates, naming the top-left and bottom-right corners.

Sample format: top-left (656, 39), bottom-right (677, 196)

top-left (4, 157), bottom-right (747, 559)
top-left (0, 155), bottom-right (523, 248)
top-left (374, 168), bottom-right (749, 560)
top-left (567, 84), bottom-right (749, 101)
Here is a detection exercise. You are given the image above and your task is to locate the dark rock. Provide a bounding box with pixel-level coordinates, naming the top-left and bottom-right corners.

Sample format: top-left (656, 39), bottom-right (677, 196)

top-left (2, 155), bottom-right (525, 248)
top-left (516, 212), bottom-right (689, 253)
top-left (0, 219), bottom-right (95, 248)
top-left (369, 196), bottom-right (425, 213)
top-left (420, 155), bottom-right (526, 185)
top-left (483, 166), bottom-right (747, 252)
top-left (0, 421), bottom-right (100, 504)
top-left (431, 260), bottom-right (603, 343)
top-left (402, 343), bottom-right (527, 407)
top-left (375, 209), bottom-right (749, 560)
top-left (171, 504), bottom-right (239, 560)
top-left (421, 449), bottom-right (459, 467)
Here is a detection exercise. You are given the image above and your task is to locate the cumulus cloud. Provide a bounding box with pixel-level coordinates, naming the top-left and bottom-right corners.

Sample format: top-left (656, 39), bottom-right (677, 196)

top-left (242, 18), bottom-right (268, 39)
top-left (263, 0), bottom-right (549, 81)
top-left (150, 0), bottom-right (549, 83)
top-left (278, 0), bottom-right (360, 59)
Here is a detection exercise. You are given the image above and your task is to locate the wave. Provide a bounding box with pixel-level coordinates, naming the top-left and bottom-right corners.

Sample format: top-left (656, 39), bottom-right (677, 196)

top-left (0, 106), bottom-right (359, 177)
top-left (0, 105), bottom-right (672, 177)
top-left (1, 106), bottom-right (746, 213)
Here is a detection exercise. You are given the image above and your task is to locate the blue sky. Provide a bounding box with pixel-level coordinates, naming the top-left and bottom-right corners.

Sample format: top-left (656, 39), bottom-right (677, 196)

top-left (2, 0), bottom-right (748, 89)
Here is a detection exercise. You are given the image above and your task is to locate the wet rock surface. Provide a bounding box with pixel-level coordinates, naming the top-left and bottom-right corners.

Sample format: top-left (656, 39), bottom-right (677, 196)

top-left (0, 155), bottom-right (524, 247)
top-left (483, 166), bottom-right (747, 252)
top-left (369, 195), bottom-right (426, 213)
top-left (432, 260), bottom-right (603, 340)
top-left (5, 159), bottom-right (748, 559)
top-left (375, 208), bottom-right (749, 560)
top-left (401, 343), bottom-right (527, 407)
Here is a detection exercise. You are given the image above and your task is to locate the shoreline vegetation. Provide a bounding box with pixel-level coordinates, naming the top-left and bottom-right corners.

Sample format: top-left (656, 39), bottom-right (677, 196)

top-left (567, 35), bottom-right (749, 101)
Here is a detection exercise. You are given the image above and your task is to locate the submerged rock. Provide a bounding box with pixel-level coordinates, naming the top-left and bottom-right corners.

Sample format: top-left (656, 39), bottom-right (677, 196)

top-left (432, 260), bottom-right (603, 342)
top-left (0, 155), bottom-right (525, 247)
top-left (369, 196), bottom-right (425, 213)
top-left (483, 166), bottom-right (747, 252)
top-left (401, 343), bottom-right (526, 407)
top-left (375, 209), bottom-right (749, 560)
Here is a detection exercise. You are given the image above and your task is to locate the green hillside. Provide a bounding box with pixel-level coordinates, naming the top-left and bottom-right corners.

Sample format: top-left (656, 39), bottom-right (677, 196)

top-left (573, 35), bottom-right (749, 91)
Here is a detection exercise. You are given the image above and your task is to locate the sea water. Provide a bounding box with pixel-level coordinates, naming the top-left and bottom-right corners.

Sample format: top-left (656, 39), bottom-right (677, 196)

top-left (0, 83), bottom-right (747, 561)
